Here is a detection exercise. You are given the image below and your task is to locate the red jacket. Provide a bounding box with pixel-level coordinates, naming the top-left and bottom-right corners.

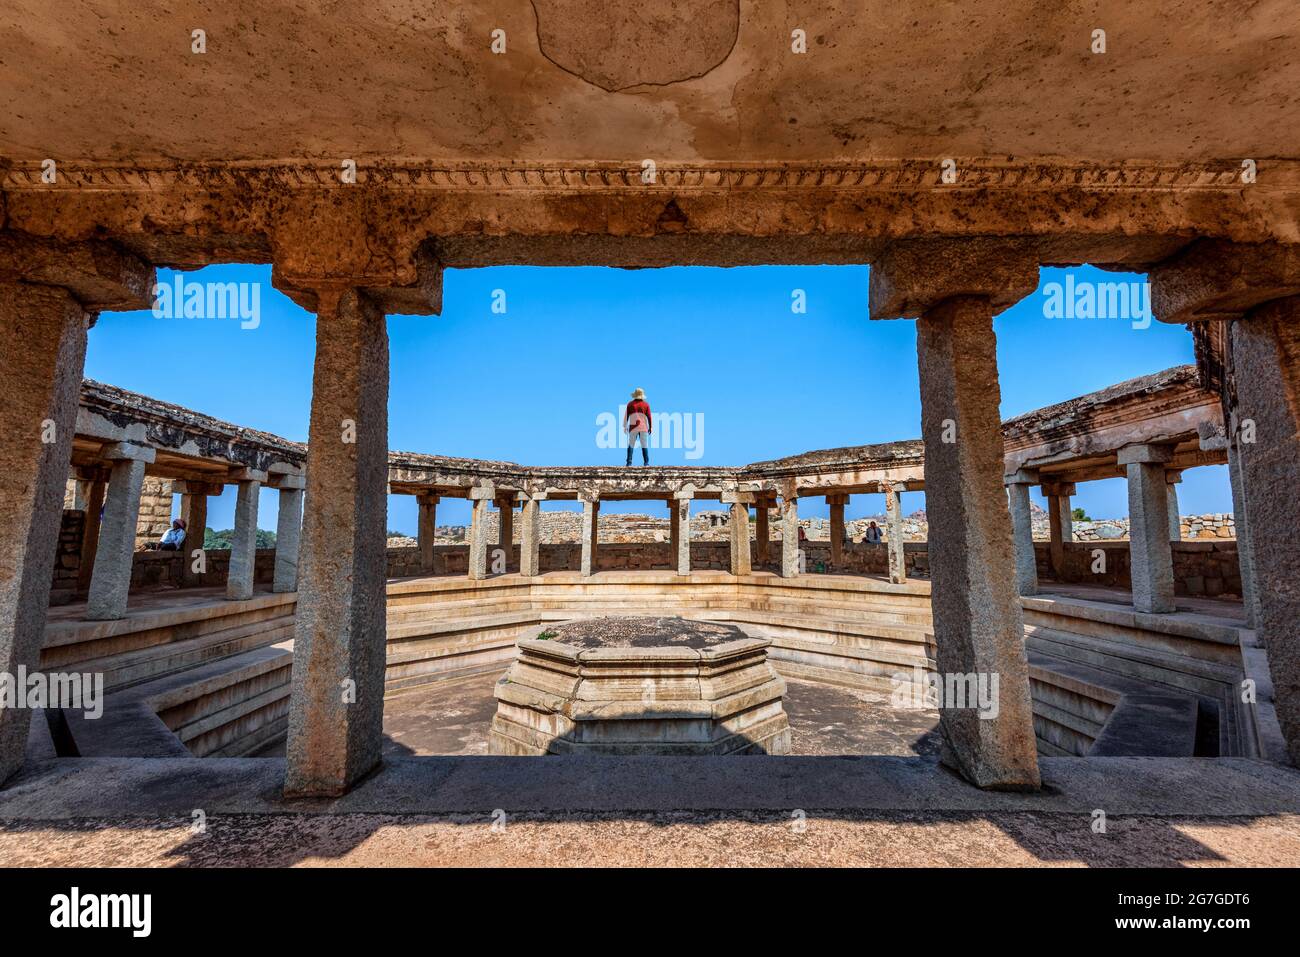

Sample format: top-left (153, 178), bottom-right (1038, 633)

top-left (625, 399), bottom-right (652, 433)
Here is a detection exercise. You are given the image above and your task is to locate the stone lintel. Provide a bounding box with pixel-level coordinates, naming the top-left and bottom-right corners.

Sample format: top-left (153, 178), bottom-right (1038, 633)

top-left (101, 441), bottom-right (155, 463)
top-left (1149, 240), bottom-right (1300, 325)
top-left (0, 235), bottom-right (154, 312)
top-left (172, 480), bottom-right (224, 496)
top-left (1003, 468), bottom-right (1039, 486)
top-left (229, 467), bottom-right (269, 483)
top-left (720, 491), bottom-right (755, 504)
top-left (1117, 443), bottom-right (1175, 466)
top-left (1040, 481), bottom-right (1076, 497)
top-left (869, 238), bottom-right (1040, 319)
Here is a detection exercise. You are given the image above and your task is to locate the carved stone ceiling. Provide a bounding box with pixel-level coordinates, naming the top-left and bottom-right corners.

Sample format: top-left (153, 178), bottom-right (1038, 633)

top-left (0, 0), bottom-right (1297, 165)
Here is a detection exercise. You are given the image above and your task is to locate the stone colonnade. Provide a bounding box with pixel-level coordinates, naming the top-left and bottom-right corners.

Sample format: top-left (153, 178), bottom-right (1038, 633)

top-left (5, 236), bottom-right (1299, 797)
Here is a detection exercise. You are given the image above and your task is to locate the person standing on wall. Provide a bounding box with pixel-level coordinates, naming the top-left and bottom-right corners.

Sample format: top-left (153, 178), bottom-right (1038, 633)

top-left (625, 387), bottom-right (652, 466)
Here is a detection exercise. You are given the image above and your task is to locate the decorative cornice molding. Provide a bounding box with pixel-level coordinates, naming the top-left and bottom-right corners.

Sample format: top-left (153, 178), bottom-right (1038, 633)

top-left (2, 159), bottom-right (1282, 192)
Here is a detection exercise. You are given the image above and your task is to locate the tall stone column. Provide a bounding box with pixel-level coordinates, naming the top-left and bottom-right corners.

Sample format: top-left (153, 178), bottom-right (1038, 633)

top-left (86, 443), bottom-right (154, 620)
top-left (1043, 481), bottom-right (1074, 580)
top-left (1005, 471), bottom-right (1038, 597)
top-left (520, 493), bottom-right (543, 577)
top-left (225, 470), bottom-right (265, 600)
top-left (1150, 242), bottom-right (1300, 763)
top-left (175, 480), bottom-right (217, 587)
top-left (1119, 444), bottom-right (1176, 614)
top-left (723, 492), bottom-right (754, 576)
top-left (1165, 470), bottom-right (1183, 541)
top-left (496, 495), bottom-right (514, 572)
top-left (671, 493), bottom-right (692, 575)
top-left (1229, 299), bottom-right (1300, 763)
top-left (1058, 494), bottom-right (1074, 543)
top-left (273, 477), bottom-right (305, 593)
top-left (1227, 439), bottom-right (1260, 627)
top-left (876, 258), bottom-right (1040, 788)
top-left (467, 488), bottom-right (492, 580)
top-left (778, 485), bottom-right (800, 578)
top-left (755, 496), bottom-right (771, 566)
top-left (416, 493), bottom-right (438, 575)
top-left (827, 493), bottom-right (847, 567)
top-left (580, 495), bottom-right (599, 576)
top-left (0, 283), bottom-right (90, 785)
top-left (77, 471), bottom-right (108, 592)
top-left (884, 483), bottom-right (907, 583)
top-left (283, 289), bottom-right (390, 798)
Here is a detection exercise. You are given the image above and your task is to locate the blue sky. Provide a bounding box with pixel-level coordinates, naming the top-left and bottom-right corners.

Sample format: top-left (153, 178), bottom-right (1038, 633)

top-left (85, 262), bottom-right (1228, 533)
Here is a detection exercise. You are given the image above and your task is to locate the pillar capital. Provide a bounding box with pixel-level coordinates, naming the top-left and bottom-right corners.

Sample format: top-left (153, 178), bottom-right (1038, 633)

top-left (172, 479), bottom-right (224, 496)
top-left (1003, 468), bottom-right (1039, 486)
top-left (824, 492), bottom-right (848, 506)
top-left (228, 467), bottom-right (269, 483)
top-left (1117, 443), bottom-right (1174, 466)
top-left (101, 441), bottom-right (155, 464)
top-left (870, 238), bottom-right (1040, 319)
top-left (1149, 240), bottom-right (1300, 325)
top-left (1164, 469), bottom-right (1184, 485)
top-left (468, 484), bottom-right (497, 501)
top-left (0, 234), bottom-right (154, 313)
top-left (271, 228), bottom-right (443, 316)
top-left (721, 491), bottom-right (755, 505)
top-left (269, 473), bottom-right (307, 491)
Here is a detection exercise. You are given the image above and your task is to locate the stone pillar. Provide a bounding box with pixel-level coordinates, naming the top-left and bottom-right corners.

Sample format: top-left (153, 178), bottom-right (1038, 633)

top-left (283, 289), bottom-right (390, 798)
top-left (273, 477), bottom-right (305, 593)
top-left (884, 483), bottom-right (907, 584)
top-left (1043, 481), bottom-right (1075, 581)
top-left (1226, 439), bottom-right (1260, 627)
top-left (520, 493), bottom-right (543, 577)
top-left (723, 492), bottom-right (754, 576)
top-left (1118, 444), bottom-right (1176, 614)
top-left (580, 495), bottom-right (600, 576)
top-left (671, 493), bottom-right (692, 575)
top-left (77, 472), bottom-right (108, 592)
top-left (1229, 299), bottom-right (1300, 763)
top-left (778, 485), bottom-right (800, 578)
top-left (909, 295), bottom-right (1040, 789)
top-left (1058, 494), bottom-right (1074, 543)
top-left (496, 495), bottom-right (514, 572)
top-left (86, 443), bottom-right (155, 620)
top-left (827, 493), bottom-right (847, 567)
top-left (175, 480), bottom-right (218, 588)
top-left (1165, 470), bottom-right (1183, 542)
top-left (755, 497), bottom-right (771, 566)
top-left (226, 470), bottom-right (266, 601)
top-left (416, 494), bottom-right (438, 574)
top-left (1005, 471), bottom-right (1038, 597)
top-left (467, 488), bottom-right (492, 580)
top-left (0, 283), bottom-right (90, 785)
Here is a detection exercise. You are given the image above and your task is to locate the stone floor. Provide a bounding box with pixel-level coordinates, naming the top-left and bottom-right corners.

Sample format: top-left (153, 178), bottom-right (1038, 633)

top-left (253, 674), bottom-right (942, 759)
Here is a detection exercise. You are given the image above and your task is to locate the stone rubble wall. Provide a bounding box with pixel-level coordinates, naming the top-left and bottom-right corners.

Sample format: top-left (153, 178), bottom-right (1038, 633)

top-left (1034, 540), bottom-right (1243, 598)
top-left (134, 479), bottom-right (175, 550)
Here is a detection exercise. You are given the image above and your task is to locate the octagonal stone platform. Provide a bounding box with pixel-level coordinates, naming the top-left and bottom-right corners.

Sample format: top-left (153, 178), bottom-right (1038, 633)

top-left (489, 616), bottom-right (792, 755)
